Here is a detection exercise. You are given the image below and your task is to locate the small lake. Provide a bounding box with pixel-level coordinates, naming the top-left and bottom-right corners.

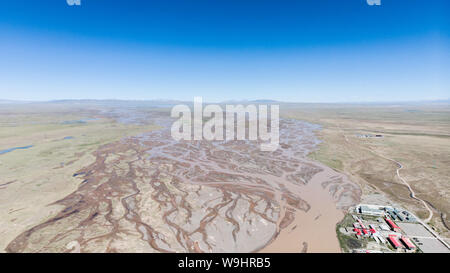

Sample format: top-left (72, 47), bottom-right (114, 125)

top-left (60, 118), bottom-right (98, 125)
top-left (0, 145), bottom-right (33, 155)
top-left (61, 120), bottom-right (87, 125)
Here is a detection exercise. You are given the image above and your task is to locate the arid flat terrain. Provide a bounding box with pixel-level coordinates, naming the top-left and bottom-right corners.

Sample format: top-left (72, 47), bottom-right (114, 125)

top-left (283, 103), bottom-right (450, 240)
top-left (1, 102), bottom-right (361, 253)
top-left (2, 101), bottom-right (448, 253)
top-left (0, 103), bottom-right (158, 252)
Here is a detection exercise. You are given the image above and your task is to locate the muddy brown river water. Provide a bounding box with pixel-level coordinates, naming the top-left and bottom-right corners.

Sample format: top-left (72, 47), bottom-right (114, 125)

top-left (6, 110), bottom-right (361, 253)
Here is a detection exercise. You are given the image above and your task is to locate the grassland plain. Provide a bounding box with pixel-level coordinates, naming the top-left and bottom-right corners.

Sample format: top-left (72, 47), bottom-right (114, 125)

top-left (0, 104), bottom-right (158, 252)
top-left (282, 103), bottom-right (450, 239)
top-left (1, 101), bottom-right (449, 252)
top-left (2, 103), bottom-right (361, 253)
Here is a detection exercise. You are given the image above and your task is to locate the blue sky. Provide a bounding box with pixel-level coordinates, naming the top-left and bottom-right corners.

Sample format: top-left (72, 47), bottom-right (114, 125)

top-left (0, 0), bottom-right (448, 102)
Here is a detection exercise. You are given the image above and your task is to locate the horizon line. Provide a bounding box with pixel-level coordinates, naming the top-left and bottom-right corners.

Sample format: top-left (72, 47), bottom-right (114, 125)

top-left (1, 98), bottom-right (449, 105)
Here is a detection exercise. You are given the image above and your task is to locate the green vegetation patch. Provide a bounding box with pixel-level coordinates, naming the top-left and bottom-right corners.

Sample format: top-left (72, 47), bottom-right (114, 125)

top-left (336, 213), bottom-right (367, 253)
top-left (309, 145), bottom-right (343, 171)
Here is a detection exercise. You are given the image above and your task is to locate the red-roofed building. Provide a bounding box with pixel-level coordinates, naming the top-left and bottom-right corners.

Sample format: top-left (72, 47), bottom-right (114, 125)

top-left (400, 236), bottom-right (416, 250)
top-left (353, 228), bottom-right (362, 236)
top-left (388, 235), bottom-right (402, 249)
top-left (358, 219), bottom-right (366, 229)
top-left (362, 229), bottom-right (368, 235)
top-left (369, 228), bottom-right (376, 234)
top-left (385, 218), bottom-right (401, 232)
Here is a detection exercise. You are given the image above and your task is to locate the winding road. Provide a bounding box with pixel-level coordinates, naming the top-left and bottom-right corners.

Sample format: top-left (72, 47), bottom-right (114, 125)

top-left (374, 152), bottom-right (433, 223)
top-left (339, 127), bottom-right (450, 250)
top-left (338, 126), bottom-right (433, 222)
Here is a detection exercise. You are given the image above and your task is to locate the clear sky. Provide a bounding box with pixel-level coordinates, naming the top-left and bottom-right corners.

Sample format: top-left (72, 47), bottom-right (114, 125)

top-left (0, 0), bottom-right (448, 102)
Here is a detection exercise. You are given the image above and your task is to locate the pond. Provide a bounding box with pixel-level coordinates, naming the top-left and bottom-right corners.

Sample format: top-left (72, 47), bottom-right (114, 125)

top-left (0, 145), bottom-right (33, 155)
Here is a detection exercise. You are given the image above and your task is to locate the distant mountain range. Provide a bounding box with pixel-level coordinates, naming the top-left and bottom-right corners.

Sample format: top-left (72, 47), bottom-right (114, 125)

top-left (0, 99), bottom-right (34, 104)
top-left (0, 99), bottom-right (449, 105)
